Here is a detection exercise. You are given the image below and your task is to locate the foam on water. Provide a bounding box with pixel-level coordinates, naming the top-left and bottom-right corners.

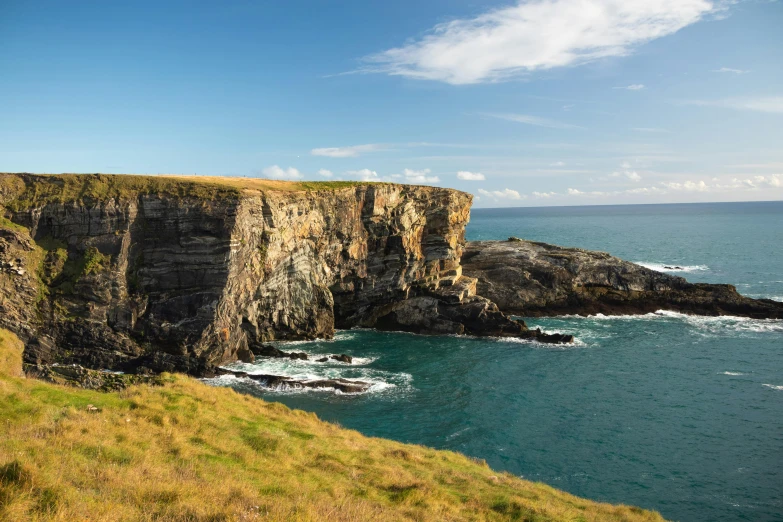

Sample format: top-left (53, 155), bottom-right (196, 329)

top-left (762, 384), bottom-right (783, 391)
top-left (634, 262), bottom-right (710, 273)
top-left (546, 310), bottom-right (783, 336)
top-left (720, 371), bottom-right (745, 376)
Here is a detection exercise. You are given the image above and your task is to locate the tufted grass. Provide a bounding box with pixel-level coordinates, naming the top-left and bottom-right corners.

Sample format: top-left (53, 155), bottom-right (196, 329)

top-left (0, 174), bottom-right (378, 211)
top-left (0, 333), bottom-right (665, 522)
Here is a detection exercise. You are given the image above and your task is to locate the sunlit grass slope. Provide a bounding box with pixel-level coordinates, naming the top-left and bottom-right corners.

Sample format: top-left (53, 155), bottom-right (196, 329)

top-left (0, 329), bottom-right (664, 521)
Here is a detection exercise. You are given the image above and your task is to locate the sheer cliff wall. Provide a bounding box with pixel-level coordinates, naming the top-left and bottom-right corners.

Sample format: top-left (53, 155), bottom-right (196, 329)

top-left (2, 174), bottom-right (518, 375)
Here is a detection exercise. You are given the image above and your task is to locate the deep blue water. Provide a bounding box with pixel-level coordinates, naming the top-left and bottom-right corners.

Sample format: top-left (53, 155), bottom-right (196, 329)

top-left (211, 201), bottom-right (783, 522)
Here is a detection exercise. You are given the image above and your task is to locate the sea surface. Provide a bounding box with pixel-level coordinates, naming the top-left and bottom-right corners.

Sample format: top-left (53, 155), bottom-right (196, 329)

top-left (210, 201), bottom-right (783, 522)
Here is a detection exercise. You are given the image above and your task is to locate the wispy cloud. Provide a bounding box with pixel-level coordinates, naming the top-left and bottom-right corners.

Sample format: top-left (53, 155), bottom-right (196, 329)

top-left (632, 127), bottom-right (669, 133)
top-left (478, 188), bottom-right (524, 200)
top-left (614, 84), bottom-right (645, 90)
top-left (311, 144), bottom-right (384, 158)
top-left (483, 113), bottom-right (584, 130)
top-left (317, 169), bottom-right (333, 178)
top-left (358, 0), bottom-right (719, 85)
top-left (457, 171), bottom-right (485, 181)
top-left (401, 168), bottom-right (440, 183)
top-left (262, 165), bottom-right (303, 180)
top-left (684, 96), bottom-right (783, 114)
top-left (345, 168), bottom-right (381, 181)
top-left (712, 67), bottom-right (749, 74)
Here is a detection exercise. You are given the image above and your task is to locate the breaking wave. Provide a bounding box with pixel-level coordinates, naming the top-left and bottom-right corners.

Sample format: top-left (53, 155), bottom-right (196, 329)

top-left (203, 337), bottom-right (411, 396)
top-left (634, 262), bottom-right (709, 273)
top-left (762, 384), bottom-right (783, 391)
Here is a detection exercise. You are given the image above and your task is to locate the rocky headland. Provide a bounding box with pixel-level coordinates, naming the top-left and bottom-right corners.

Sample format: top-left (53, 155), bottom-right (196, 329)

top-left (1, 174), bottom-right (779, 391)
top-left (0, 173), bottom-right (566, 388)
top-left (462, 238), bottom-right (783, 319)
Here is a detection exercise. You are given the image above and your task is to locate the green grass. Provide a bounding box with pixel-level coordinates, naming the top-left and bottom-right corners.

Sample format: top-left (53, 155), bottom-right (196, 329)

top-left (0, 174), bottom-right (381, 211)
top-left (0, 328), bottom-right (665, 521)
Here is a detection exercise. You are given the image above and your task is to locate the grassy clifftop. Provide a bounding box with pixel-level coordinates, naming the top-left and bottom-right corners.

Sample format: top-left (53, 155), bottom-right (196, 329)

top-left (0, 329), bottom-right (663, 521)
top-left (0, 173), bottom-right (373, 211)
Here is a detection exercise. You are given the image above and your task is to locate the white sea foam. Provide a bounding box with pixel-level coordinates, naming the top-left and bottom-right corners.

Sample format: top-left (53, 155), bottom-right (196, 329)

top-left (205, 352), bottom-right (412, 396)
top-left (762, 384), bottom-right (783, 391)
top-left (720, 371), bottom-right (745, 376)
top-left (634, 262), bottom-right (709, 273)
top-left (547, 310), bottom-right (783, 336)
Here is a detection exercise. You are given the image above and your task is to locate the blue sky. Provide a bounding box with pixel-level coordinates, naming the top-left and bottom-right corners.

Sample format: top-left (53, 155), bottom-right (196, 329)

top-left (1, 0), bottom-right (781, 207)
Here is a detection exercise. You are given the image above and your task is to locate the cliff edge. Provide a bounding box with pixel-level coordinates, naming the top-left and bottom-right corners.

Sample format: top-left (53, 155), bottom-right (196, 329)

top-left (0, 174), bottom-right (559, 379)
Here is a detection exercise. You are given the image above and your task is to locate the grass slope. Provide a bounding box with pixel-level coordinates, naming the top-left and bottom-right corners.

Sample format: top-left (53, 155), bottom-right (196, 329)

top-left (0, 329), bottom-right (664, 521)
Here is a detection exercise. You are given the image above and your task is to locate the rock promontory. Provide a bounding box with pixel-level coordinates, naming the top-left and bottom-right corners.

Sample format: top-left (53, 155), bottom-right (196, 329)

top-left (0, 174), bottom-right (565, 379)
top-left (462, 238), bottom-right (783, 319)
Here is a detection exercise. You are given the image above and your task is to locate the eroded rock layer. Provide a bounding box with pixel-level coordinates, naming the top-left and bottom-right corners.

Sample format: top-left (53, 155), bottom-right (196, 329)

top-left (462, 239), bottom-right (783, 319)
top-left (0, 174), bottom-right (554, 377)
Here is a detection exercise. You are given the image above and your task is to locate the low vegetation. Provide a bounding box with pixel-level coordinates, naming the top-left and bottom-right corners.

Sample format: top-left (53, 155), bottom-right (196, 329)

top-left (0, 328), bottom-right (663, 521)
top-left (0, 174), bottom-right (376, 211)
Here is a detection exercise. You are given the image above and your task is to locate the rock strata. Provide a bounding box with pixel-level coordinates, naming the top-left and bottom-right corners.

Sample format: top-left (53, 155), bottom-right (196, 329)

top-left (462, 239), bottom-right (783, 319)
top-left (0, 174), bottom-right (567, 378)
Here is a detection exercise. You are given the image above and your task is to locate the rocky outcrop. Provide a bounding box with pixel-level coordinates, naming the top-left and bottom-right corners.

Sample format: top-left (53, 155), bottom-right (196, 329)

top-left (0, 174), bottom-right (563, 378)
top-left (212, 368), bottom-right (371, 394)
top-left (462, 239), bottom-right (783, 319)
top-left (23, 363), bottom-right (163, 391)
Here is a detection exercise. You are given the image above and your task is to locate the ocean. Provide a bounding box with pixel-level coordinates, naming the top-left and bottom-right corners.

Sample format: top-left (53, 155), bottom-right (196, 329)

top-left (210, 201), bottom-right (783, 521)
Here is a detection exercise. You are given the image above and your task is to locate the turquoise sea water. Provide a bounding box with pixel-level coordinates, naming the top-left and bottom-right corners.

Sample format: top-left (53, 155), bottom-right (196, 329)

top-left (212, 201), bottom-right (783, 521)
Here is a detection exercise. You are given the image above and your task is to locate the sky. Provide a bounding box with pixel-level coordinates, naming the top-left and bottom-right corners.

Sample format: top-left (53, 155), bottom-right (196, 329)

top-left (1, 0), bottom-right (781, 207)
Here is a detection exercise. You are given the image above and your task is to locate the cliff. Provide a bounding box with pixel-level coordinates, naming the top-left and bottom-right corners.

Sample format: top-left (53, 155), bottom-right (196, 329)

top-left (0, 174), bottom-right (556, 379)
top-left (462, 238), bottom-right (783, 318)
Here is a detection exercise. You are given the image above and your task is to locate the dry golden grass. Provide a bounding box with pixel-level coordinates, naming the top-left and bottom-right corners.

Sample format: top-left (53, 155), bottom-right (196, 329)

top-left (0, 329), bottom-right (665, 521)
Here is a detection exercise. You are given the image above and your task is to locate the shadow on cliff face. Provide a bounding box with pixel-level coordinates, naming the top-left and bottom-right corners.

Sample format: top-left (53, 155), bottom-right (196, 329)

top-left (0, 174), bottom-right (573, 382)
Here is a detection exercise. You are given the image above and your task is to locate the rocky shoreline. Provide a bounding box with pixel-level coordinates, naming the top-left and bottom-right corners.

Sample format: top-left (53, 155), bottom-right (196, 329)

top-left (1, 174), bottom-right (780, 391)
top-left (462, 238), bottom-right (783, 319)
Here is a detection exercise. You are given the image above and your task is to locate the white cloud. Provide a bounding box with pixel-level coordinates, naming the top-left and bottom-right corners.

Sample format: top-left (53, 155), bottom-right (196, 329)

top-left (317, 169), bottom-right (334, 178)
top-left (345, 169), bottom-right (382, 181)
top-left (457, 171), bottom-right (485, 181)
top-left (550, 161), bottom-right (566, 167)
top-left (661, 180), bottom-right (709, 192)
top-left (262, 165), bottom-right (303, 180)
top-left (478, 188), bottom-right (524, 200)
top-left (713, 67), bottom-right (748, 74)
top-left (611, 169), bottom-right (642, 182)
top-left (311, 144), bottom-right (383, 158)
top-left (533, 191), bottom-right (557, 198)
top-left (402, 168), bottom-right (440, 183)
top-left (614, 84), bottom-right (645, 90)
top-left (685, 96), bottom-right (783, 114)
top-left (483, 113), bottom-right (583, 130)
top-left (731, 175), bottom-right (781, 188)
top-left (361, 0), bottom-right (718, 85)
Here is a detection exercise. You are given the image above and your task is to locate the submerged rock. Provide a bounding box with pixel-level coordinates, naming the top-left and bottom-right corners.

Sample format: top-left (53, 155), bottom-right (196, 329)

top-left (462, 240), bottom-right (783, 319)
top-left (330, 354), bottom-right (352, 363)
top-left (214, 368), bottom-right (371, 393)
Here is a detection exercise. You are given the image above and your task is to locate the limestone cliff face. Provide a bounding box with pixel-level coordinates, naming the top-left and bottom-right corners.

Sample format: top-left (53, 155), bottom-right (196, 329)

top-left (1, 174), bottom-right (536, 376)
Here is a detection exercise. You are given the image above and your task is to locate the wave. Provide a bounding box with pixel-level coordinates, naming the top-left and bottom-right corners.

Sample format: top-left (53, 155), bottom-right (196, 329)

top-left (762, 384), bottom-right (783, 391)
top-left (544, 310), bottom-right (783, 335)
top-left (719, 371), bottom-right (745, 376)
top-left (204, 351), bottom-right (412, 396)
top-left (634, 262), bottom-right (709, 273)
